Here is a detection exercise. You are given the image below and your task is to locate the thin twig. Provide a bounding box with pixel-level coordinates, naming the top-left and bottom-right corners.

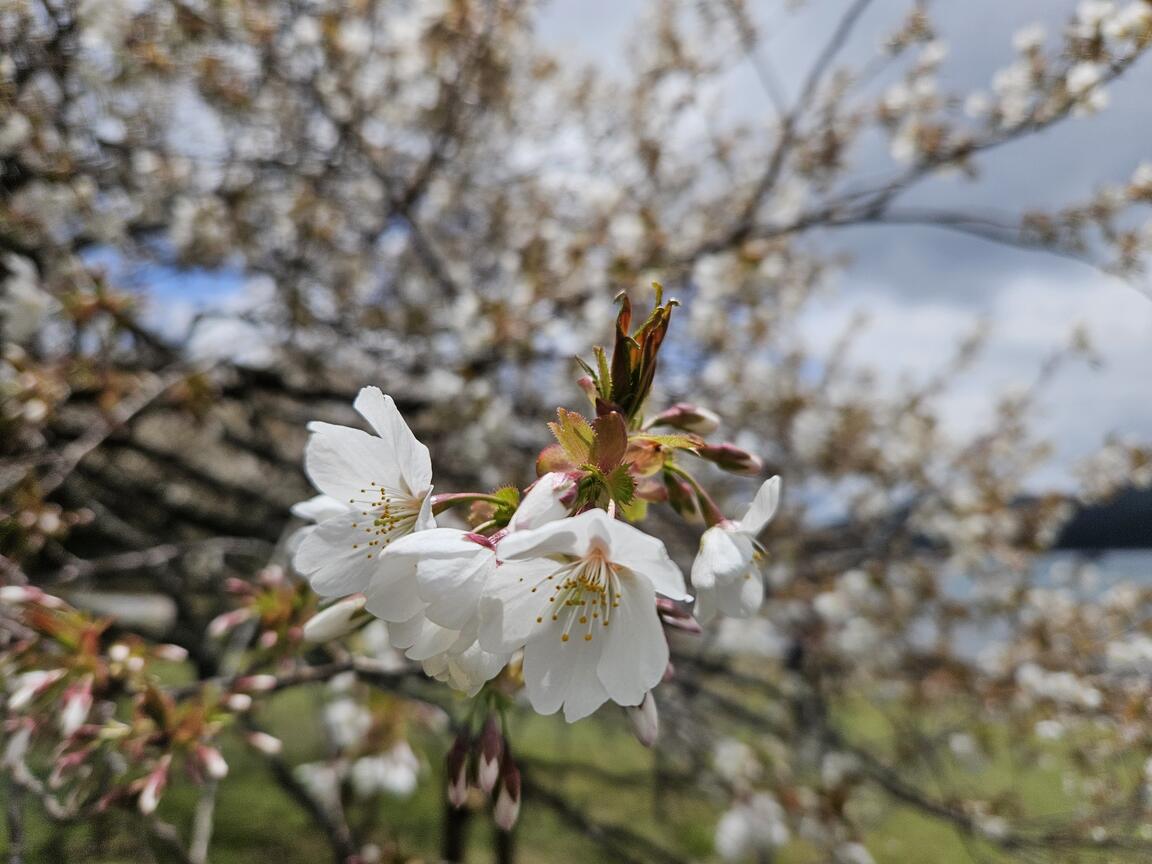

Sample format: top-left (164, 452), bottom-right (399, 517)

top-left (5, 779), bottom-right (26, 864)
top-left (189, 779), bottom-right (218, 864)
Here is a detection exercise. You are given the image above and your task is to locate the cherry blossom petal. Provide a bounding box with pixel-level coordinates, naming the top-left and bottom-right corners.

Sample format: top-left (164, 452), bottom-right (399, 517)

top-left (304, 422), bottom-right (407, 502)
top-left (606, 519), bottom-right (689, 601)
top-left (509, 472), bottom-right (574, 532)
top-left (478, 559), bottom-right (561, 653)
top-left (694, 582), bottom-right (719, 625)
top-left (404, 621), bottom-right (462, 661)
top-left (740, 476), bottom-right (781, 535)
top-left (387, 614), bottom-right (425, 650)
top-left (692, 526), bottom-right (754, 587)
top-left (352, 387), bottom-right (433, 494)
top-left (295, 511), bottom-right (380, 597)
top-left (715, 568), bottom-right (765, 618)
top-left (291, 494), bottom-right (347, 523)
top-left (497, 508), bottom-right (613, 561)
top-left (390, 530), bottom-right (496, 630)
top-left (523, 618), bottom-right (608, 720)
top-left (596, 573), bottom-right (668, 707)
top-left (363, 555), bottom-right (426, 623)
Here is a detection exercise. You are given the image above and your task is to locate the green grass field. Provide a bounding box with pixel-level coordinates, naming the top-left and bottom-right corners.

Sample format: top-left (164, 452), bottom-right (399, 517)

top-left (6, 676), bottom-right (1129, 864)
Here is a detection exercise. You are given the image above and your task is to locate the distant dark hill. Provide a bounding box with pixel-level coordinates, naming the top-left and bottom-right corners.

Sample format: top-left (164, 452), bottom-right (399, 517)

top-left (1055, 487), bottom-right (1152, 551)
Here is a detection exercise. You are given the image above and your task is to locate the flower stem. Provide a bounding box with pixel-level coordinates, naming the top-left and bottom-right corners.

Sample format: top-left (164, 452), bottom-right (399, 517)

top-left (431, 492), bottom-right (512, 516)
top-left (665, 463), bottom-right (726, 527)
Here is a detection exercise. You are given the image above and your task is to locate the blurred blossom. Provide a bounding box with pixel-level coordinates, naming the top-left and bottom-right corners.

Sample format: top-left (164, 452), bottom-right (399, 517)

top-left (324, 698), bottom-right (373, 752)
top-left (350, 742), bottom-right (420, 798)
top-left (715, 793), bottom-right (791, 861)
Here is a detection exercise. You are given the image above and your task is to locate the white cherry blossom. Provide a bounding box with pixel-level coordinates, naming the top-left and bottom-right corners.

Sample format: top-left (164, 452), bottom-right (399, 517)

top-left (293, 386), bottom-right (435, 599)
top-left (690, 477), bottom-right (781, 623)
top-left (478, 509), bottom-right (689, 722)
top-left (360, 471), bottom-right (576, 695)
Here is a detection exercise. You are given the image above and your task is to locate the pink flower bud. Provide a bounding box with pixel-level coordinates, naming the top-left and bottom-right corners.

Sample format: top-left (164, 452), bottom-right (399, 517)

top-left (258, 630), bottom-right (279, 649)
top-left (303, 594), bottom-right (368, 643)
top-left (8, 669), bottom-right (65, 711)
top-left (225, 693), bottom-right (253, 712)
top-left (577, 375), bottom-right (598, 402)
top-left (49, 749), bottom-right (88, 789)
top-left (627, 692), bottom-right (659, 748)
top-left (236, 674), bottom-right (278, 692)
top-left (197, 744), bottom-right (229, 780)
top-left (648, 402), bottom-right (721, 435)
top-left (153, 644), bottom-right (189, 662)
top-left (446, 735), bottom-right (470, 808)
top-left (246, 731), bottom-right (283, 755)
top-left (476, 716), bottom-right (504, 795)
top-left (657, 598), bottom-right (702, 634)
top-left (0, 585), bottom-right (63, 607)
top-left (664, 474), bottom-right (700, 521)
top-left (494, 759), bottom-right (521, 831)
top-left (207, 608), bottom-right (251, 639)
top-left (696, 443), bottom-right (764, 475)
top-left (59, 676), bottom-right (93, 738)
top-left (138, 756), bottom-right (171, 815)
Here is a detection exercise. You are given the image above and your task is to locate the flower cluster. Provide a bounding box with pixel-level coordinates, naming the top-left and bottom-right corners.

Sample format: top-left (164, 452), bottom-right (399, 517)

top-left (289, 291), bottom-right (782, 818)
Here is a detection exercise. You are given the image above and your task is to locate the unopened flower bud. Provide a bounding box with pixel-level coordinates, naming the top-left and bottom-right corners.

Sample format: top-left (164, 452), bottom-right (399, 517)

top-left (577, 375), bottom-right (597, 403)
top-left (225, 693), bottom-right (253, 712)
top-left (649, 402), bottom-right (721, 435)
top-left (494, 758), bottom-right (521, 831)
top-left (303, 594), bottom-right (368, 643)
top-left (656, 598), bottom-right (702, 634)
top-left (477, 715), bottom-right (504, 794)
top-left (138, 756), bottom-right (171, 815)
top-left (153, 644), bottom-right (189, 663)
top-left (246, 731), bottom-right (283, 755)
top-left (197, 744), bottom-right (229, 780)
top-left (697, 443), bottom-right (764, 475)
top-left (59, 676), bottom-right (93, 737)
top-left (446, 734), bottom-right (470, 808)
top-left (8, 669), bottom-right (65, 711)
top-left (258, 630), bottom-right (279, 649)
top-left (207, 608), bottom-right (251, 639)
top-left (0, 585), bottom-right (63, 607)
top-left (236, 674), bottom-right (278, 692)
top-left (627, 692), bottom-right (659, 748)
top-left (49, 749), bottom-right (88, 789)
top-left (664, 474), bottom-right (700, 521)
top-left (2, 723), bottom-right (32, 768)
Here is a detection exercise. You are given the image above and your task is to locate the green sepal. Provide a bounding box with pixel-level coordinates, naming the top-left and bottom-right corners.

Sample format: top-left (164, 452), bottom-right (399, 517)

top-left (548, 408), bottom-right (594, 464)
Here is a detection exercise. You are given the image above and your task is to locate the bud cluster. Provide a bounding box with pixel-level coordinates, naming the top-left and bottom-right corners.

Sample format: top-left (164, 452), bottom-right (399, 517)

top-left (205, 565), bottom-right (317, 656)
top-left (0, 589), bottom-right (240, 819)
top-left (445, 711), bottom-right (521, 831)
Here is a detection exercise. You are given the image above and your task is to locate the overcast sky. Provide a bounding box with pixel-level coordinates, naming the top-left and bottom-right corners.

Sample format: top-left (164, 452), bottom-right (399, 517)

top-left (536, 0), bottom-right (1152, 489)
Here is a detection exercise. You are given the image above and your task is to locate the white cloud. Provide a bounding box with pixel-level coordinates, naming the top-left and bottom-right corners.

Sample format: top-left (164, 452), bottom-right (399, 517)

top-left (798, 273), bottom-right (1152, 488)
